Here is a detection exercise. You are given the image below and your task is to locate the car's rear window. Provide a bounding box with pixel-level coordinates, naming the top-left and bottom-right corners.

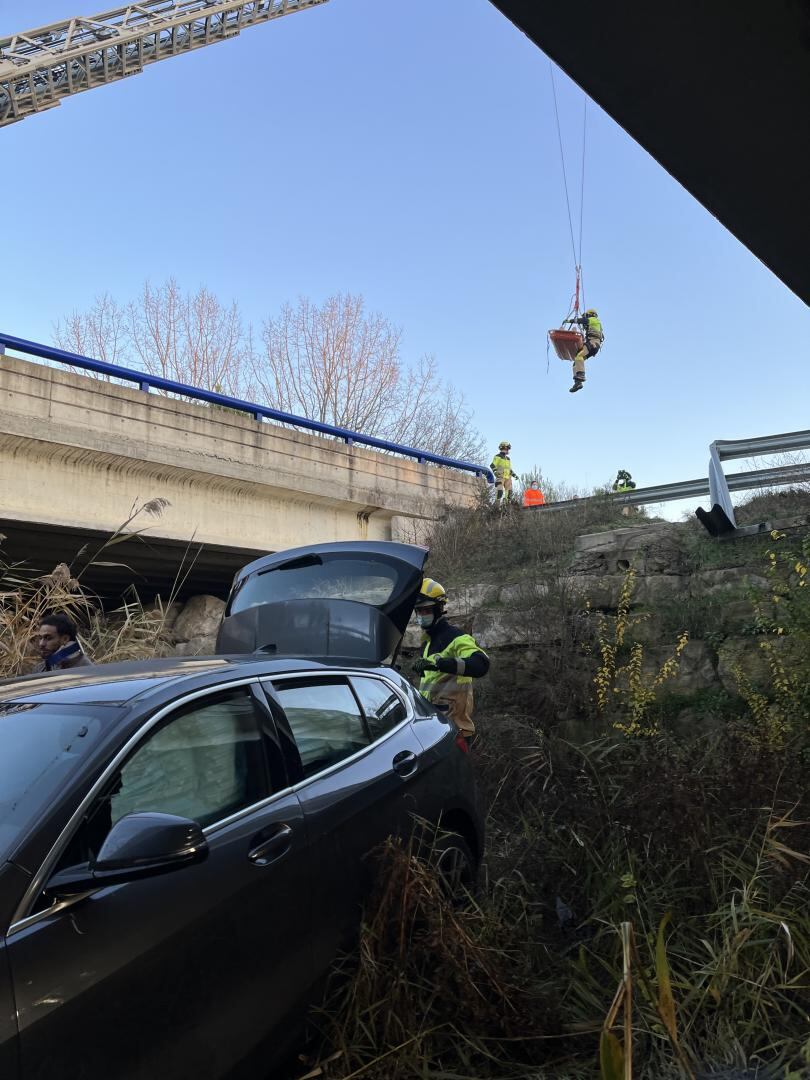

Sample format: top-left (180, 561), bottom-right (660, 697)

top-left (229, 554), bottom-right (401, 615)
top-left (0, 703), bottom-right (109, 860)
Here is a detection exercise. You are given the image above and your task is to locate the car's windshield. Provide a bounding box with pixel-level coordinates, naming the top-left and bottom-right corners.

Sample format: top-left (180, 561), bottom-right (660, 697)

top-left (0, 702), bottom-right (109, 861)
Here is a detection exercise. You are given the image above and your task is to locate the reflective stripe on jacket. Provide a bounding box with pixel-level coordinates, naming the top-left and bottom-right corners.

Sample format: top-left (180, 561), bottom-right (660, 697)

top-left (584, 315), bottom-right (603, 341)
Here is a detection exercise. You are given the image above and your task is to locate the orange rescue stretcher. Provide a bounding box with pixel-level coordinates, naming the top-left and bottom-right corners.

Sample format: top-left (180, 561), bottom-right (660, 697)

top-left (548, 328), bottom-right (584, 361)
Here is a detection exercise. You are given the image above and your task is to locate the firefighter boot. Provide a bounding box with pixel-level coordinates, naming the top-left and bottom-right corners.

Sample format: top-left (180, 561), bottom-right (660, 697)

top-left (569, 376), bottom-right (585, 393)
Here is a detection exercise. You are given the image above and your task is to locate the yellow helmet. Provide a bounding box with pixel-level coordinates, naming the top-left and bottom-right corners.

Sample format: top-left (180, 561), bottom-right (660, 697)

top-left (416, 577), bottom-right (447, 608)
top-left (585, 309), bottom-right (598, 317)
top-left (498, 440), bottom-right (511, 451)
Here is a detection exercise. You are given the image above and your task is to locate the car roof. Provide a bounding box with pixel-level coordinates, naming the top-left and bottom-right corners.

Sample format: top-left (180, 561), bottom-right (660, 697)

top-left (0, 654), bottom-right (383, 708)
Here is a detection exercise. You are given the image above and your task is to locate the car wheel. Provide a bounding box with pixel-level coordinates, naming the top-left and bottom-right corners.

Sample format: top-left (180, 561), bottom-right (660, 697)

top-left (431, 832), bottom-right (478, 903)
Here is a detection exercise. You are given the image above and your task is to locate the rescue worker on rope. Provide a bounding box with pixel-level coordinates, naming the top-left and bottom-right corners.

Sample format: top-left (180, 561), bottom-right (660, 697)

top-left (522, 479), bottom-right (546, 508)
top-left (490, 441), bottom-right (519, 503)
top-left (412, 578), bottom-right (490, 744)
top-left (564, 308), bottom-right (604, 393)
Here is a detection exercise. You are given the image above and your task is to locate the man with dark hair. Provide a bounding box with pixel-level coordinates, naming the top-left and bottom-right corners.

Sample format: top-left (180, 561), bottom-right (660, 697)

top-left (35, 612), bottom-right (92, 672)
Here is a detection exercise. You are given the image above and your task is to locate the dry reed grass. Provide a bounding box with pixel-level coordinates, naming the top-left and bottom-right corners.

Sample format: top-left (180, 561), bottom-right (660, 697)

top-left (0, 498), bottom-right (177, 678)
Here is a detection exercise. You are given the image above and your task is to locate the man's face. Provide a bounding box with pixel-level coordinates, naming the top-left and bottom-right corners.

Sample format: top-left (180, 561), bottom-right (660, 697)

top-left (414, 605), bottom-right (435, 627)
top-left (37, 624), bottom-right (70, 659)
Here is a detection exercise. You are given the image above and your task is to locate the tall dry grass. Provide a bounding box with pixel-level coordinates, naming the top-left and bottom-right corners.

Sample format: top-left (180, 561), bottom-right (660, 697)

top-left (0, 498), bottom-right (177, 678)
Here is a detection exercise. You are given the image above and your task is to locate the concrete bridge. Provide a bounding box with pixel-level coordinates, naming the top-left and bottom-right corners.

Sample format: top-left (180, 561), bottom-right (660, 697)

top-left (0, 353), bottom-right (482, 597)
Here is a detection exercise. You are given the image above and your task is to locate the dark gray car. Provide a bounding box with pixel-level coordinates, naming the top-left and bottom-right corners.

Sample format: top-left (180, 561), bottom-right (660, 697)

top-left (0, 541), bottom-right (484, 1079)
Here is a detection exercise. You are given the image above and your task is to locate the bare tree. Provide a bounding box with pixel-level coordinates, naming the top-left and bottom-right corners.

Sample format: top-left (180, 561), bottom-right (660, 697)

top-left (256, 293), bottom-right (484, 460)
top-left (55, 280), bottom-right (252, 395)
top-left (52, 286), bottom-right (484, 461)
top-left (53, 292), bottom-right (129, 368)
top-left (127, 279), bottom-right (252, 397)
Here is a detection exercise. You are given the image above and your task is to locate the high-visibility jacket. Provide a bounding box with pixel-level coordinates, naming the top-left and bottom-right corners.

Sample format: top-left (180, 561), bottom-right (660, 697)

top-left (419, 619), bottom-right (489, 738)
top-left (490, 454), bottom-right (515, 482)
top-left (523, 488), bottom-right (545, 507)
top-left (578, 314), bottom-right (604, 342)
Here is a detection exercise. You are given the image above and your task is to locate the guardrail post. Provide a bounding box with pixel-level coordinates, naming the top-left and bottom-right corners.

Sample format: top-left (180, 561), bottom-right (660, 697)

top-left (139, 380), bottom-right (151, 393)
top-left (708, 441), bottom-right (737, 528)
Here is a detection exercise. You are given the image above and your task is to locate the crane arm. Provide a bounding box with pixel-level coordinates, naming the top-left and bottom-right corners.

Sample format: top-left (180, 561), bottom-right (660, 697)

top-left (0, 0), bottom-right (329, 127)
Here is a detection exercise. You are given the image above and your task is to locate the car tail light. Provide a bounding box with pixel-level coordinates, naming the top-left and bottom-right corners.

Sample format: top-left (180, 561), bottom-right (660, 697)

top-left (455, 733), bottom-right (470, 754)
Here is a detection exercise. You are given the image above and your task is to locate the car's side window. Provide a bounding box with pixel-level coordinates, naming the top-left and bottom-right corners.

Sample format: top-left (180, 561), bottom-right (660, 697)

top-left (31, 687), bottom-right (269, 915)
top-left (351, 676), bottom-right (407, 741)
top-left (272, 679), bottom-right (370, 778)
top-left (108, 688), bottom-right (268, 830)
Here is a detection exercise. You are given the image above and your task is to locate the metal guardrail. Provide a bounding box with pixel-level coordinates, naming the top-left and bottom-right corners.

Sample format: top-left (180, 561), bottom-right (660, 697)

top-left (529, 460), bottom-right (810, 514)
top-left (0, 332), bottom-right (495, 484)
top-left (701, 429), bottom-right (810, 535)
top-left (528, 428), bottom-right (810, 538)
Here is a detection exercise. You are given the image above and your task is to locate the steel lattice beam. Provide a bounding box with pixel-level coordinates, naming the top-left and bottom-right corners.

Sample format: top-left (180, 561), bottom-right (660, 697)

top-left (0, 0), bottom-right (329, 127)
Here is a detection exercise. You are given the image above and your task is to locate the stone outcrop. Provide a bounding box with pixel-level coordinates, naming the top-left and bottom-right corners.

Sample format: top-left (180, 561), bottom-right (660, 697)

top-left (571, 523), bottom-right (687, 576)
top-left (409, 520), bottom-right (791, 703)
top-left (171, 594), bottom-right (226, 655)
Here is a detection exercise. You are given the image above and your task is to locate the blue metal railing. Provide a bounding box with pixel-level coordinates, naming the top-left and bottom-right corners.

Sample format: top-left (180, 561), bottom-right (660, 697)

top-left (0, 332), bottom-right (494, 484)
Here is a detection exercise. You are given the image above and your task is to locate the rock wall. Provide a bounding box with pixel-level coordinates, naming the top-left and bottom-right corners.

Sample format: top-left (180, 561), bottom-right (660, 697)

top-left (403, 521), bottom-right (796, 703)
top-left (156, 519), bottom-right (803, 709)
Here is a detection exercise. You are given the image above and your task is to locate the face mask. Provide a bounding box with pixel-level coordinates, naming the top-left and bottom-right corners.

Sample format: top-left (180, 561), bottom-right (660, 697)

top-left (417, 612), bottom-right (434, 629)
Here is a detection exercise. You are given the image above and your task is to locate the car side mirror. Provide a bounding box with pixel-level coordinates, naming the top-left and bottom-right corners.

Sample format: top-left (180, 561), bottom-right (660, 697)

top-left (45, 812), bottom-right (208, 899)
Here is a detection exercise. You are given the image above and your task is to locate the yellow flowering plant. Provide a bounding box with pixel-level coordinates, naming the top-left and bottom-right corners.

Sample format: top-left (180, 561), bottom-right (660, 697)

top-left (593, 568), bottom-right (689, 736)
top-left (735, 531), bottom-right (810, 748)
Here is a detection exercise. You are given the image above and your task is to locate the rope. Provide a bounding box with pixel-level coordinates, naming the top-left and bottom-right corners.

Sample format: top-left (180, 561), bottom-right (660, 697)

top-left (578, 97), bottom-right (587, 269)
top-left (549, 61), bottom-right (578, 271)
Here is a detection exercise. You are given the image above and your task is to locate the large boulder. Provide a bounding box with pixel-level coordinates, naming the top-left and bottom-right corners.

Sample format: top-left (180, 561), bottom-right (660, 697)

top-left (173, 595), bottom-right (226, 648)
top-left (571, 524), bottom-right (686, 576)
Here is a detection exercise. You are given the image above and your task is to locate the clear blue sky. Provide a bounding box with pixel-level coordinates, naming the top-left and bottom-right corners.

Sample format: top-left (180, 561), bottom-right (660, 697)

top-left (2, 0), bottom-right (808, 517)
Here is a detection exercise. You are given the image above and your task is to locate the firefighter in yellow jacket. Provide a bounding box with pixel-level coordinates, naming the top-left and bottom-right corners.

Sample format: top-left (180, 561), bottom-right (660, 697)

top-left (564, 309), bottom-right (604, 393)
top-left (490, 441), bottom-right (519, 502)
top-left (412, 578), bottom-right (490, 741)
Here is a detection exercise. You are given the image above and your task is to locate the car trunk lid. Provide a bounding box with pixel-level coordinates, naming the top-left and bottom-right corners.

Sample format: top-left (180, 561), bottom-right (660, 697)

top-left (216, 541), bottom-right (428, 664)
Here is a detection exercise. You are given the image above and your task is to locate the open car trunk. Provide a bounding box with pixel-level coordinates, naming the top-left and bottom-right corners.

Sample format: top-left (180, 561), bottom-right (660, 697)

top-left (216, 541), bottom-right (429, 664)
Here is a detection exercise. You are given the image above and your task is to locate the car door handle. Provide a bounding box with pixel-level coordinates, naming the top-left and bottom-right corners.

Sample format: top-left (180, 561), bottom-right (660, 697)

top-left (248, 824), bottom-right (293, 866)
top-left (392, 750), bottom-right (418, 778)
